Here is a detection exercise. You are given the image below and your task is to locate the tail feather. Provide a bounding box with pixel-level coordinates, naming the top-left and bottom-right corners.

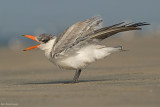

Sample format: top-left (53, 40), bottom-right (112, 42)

top-left (114, 45), bottom-right (128, 51)
top-left (114, 45), bottom-right (123, 50)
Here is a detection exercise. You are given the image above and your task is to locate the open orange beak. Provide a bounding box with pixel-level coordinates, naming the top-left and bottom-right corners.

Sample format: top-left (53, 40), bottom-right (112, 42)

top-left (21, 35), bottom-right (40, 51)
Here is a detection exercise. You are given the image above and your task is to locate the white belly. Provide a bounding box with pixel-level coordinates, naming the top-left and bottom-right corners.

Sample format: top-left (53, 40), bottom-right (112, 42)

top-left (53, 45), bottom-right (120, 70)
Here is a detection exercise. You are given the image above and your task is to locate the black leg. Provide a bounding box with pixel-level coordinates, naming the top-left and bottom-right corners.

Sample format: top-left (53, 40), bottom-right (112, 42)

top-left (73, 69), bottom-right (81, 83)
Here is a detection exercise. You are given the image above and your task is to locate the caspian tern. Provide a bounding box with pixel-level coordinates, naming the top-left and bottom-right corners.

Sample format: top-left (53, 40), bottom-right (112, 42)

top-left (21, 16), bottom-right (149, 83)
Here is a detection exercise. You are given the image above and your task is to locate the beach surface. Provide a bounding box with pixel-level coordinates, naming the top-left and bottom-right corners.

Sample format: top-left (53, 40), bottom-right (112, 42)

top-left (0, 35), bottom-right (160, 107)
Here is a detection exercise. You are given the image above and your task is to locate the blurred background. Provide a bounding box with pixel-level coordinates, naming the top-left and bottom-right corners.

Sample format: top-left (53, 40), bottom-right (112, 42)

top-left (0, 1), bottom-right (160, 107)
top-left (0, 0), bottom-right (159, 49)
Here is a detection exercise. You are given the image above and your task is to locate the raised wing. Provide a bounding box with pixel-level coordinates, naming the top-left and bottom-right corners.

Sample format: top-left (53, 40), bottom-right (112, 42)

top-left (88, 22), bottom-right (149, 40)
top-left (59, 22), bottom-right (150, 52)
top-left (52, 16), bottom-right (149, 57)
top-left (52, 16), bottom-right (102, 56)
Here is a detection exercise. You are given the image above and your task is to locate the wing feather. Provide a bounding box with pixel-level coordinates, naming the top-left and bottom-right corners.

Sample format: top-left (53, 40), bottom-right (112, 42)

top-left (52, 16), bottom-right (102, 56)
top-left (52, 16), bottom-right (149, 58)
top-left (89, 22), bottom-right (149, 40)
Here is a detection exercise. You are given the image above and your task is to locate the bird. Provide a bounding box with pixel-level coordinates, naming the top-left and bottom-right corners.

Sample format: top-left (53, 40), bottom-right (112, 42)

top-left (21, 16), bottom-right (149, 83)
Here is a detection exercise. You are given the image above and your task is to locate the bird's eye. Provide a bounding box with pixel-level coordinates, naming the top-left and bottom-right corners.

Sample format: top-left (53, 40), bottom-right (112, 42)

top-left (41, 39), bottom-right (48, 43)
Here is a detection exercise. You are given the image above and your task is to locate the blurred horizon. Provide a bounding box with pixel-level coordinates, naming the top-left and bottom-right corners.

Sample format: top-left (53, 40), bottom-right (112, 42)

top-left (0, 0), bottom-right (160, 47)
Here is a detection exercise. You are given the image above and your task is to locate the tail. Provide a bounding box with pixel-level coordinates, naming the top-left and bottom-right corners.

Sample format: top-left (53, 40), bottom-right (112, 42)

top-left (114, 46), bottom-right (128, 51)
top-left (89, 22), bottom-right (150, 40)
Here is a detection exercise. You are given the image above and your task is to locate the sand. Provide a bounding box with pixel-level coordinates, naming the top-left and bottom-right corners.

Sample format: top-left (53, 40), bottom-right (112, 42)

top-left (0, 35), bottom-right (160, 107)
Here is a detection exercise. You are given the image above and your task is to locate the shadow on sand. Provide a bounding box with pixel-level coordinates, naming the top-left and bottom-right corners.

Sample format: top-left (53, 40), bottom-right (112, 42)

top-left (22, 79), bottom-right (111, 85)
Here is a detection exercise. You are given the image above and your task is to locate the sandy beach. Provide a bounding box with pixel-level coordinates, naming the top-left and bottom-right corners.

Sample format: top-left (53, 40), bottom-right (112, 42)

top-left (0, 34), bottom-right (160, 107)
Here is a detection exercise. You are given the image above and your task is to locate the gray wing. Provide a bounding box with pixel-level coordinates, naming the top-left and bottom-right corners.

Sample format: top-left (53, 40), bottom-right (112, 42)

top-left (88, 22), bottom-right (149, 40)
top-left (52, 16), bottom-right (102, 56)
top-left (52, 16), bottom-right (149, 57)
top-left (70, 22), bottom-right (149, 46)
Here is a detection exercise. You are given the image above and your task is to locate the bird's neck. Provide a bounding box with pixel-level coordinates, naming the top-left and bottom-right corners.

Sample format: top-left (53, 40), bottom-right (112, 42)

top-left (38, 39), bottom-right (56, 58)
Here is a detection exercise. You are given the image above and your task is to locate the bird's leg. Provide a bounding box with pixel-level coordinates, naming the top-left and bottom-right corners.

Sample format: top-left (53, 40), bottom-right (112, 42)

top-left (73, 69), bottom-right (81, 83)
